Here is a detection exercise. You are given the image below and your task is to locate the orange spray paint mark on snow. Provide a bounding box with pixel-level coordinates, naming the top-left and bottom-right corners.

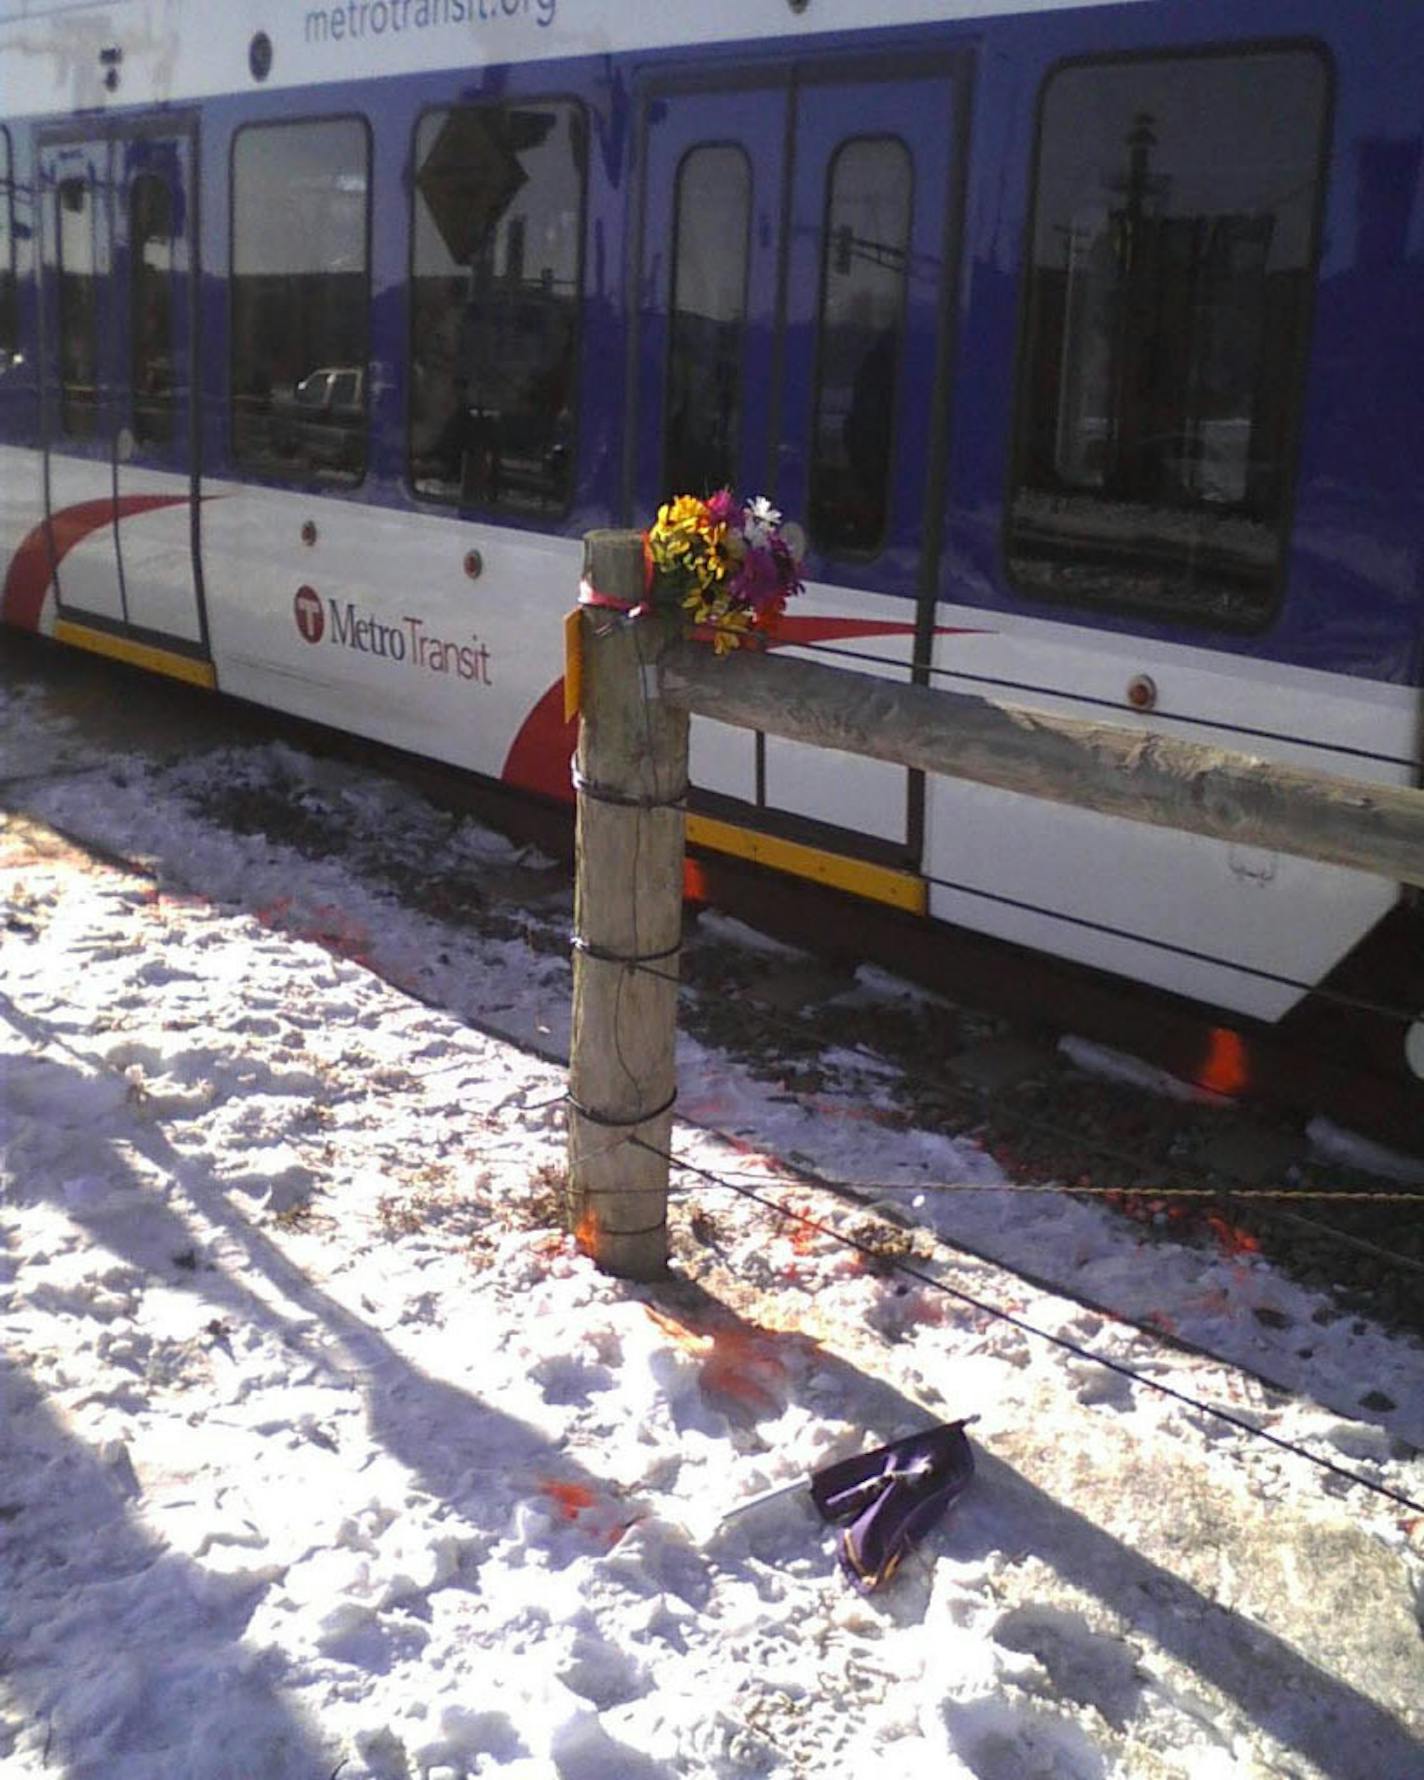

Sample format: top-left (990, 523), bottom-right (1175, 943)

top-left (1203, 1212), bottom-right (1260, 1258)
top-left (538, 1480), bottom-right (597, 1521)
top-left (783, 1209), bottom-right (823, 1256)
top-left (644, 1305), bottom-right (791, 1416)
top-left (253, 896), bottom-right (377, 969)
top-left (700, 1326), bottom-right (788, 1416)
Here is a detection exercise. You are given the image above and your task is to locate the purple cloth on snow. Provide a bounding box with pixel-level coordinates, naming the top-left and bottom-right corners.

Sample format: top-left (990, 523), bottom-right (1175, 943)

top-left (809, 1420), bottom-right (975, 1591)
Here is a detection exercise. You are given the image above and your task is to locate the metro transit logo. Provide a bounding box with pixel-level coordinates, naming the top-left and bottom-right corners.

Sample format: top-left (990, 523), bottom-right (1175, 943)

top-left (294, 585), bottom-right (325, 644)
top-left (291, 587), bottom-right (492, 685)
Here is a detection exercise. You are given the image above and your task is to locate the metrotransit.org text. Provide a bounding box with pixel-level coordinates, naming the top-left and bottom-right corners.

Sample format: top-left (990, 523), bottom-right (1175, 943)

top-left (305, 0), bottom-right (556, 47)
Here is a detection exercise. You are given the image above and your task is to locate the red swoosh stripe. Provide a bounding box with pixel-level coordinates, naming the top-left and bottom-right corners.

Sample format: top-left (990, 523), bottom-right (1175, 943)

top-left (501, 617), bottom-right (987, 803)
top-left (503, 680), bottom-right (576, 802)
top-left (766, 616), bottom-right (923, 648)
top-left (2, 494), bottom-right (191, 629)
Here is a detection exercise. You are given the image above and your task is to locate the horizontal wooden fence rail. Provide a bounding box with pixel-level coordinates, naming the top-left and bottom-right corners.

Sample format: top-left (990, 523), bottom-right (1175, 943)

top-left (568, 531), bottom-right (1424, 1278)
top-left (659, 642), bottom-right (1424, 890)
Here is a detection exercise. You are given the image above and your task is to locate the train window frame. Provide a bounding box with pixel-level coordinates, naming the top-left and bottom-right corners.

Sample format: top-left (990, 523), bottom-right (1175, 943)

top-left (0, 127), bottom-right (16, 361)
top-left (228, 112), bottom-right (373, 487)
top-left (130, 170), bottom-right (175, 447)
top-left (55, 170), bottom-right (100, 441)
top-left (1003, 40), bottom-right (1333, 634)
top-left (807, 131), bottom-right (914, 562)
top-left (406, 95), bottom-right (588, 520)
top-left (661, 138), bottom-right (754, 501)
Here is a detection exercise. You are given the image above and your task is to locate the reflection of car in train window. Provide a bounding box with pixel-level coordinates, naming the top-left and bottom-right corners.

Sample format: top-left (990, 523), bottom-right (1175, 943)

top-left (296, 367), bottom-right (362, 412)
top-left (276, 368), bottom-right (365, 472)
top-left (230, 116), bottom-right (370, 481)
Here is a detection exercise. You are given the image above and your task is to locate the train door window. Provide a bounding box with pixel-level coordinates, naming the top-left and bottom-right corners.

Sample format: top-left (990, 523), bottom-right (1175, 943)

top-left (664, 144), bottom-right (751, 497)
top-left (131, 172), bottom-right (174, 445)
top-left (56, 176), bottom-right (100, 439)
top-left (0, 128), bottom-right (16, 360)
top-left (231, 117), bottom-right (370, 481)
top-left (1007, 49), bottom-right (1328, 628)
top-left (410, 101), bottom-right (586, 513)
top-left (808, 137), bottom-right (912, 555)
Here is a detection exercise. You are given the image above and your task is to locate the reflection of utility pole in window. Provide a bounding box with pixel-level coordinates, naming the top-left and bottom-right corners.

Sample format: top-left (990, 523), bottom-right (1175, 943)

top-left (1054, 115), bottom-right (1168, 496)
top-left (505, 214), bottom-right (524, 284)
top-left (1105, 111), bottom-right (1166, 502)
top-left (1055, 212), bottom-right (1114, 488)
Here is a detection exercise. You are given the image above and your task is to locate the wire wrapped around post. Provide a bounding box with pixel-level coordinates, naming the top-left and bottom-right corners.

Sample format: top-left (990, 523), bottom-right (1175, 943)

top-left (566, 530), bottom-right (689, 1279)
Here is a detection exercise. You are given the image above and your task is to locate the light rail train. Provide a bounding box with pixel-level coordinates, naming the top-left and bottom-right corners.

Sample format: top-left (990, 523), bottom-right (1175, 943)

top-left (2, 0), bottom-right (1422, 1096)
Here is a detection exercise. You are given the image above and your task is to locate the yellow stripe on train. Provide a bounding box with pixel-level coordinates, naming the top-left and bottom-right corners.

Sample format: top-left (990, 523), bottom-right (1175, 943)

top-left (685, 813), bottom-right (926, 915)
top-left (53, 622), bottom-right (217, 691)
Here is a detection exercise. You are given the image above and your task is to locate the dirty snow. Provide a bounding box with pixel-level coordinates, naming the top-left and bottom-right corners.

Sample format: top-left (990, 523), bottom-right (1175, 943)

top-left (1, 658), bottom-right (1421, 1780)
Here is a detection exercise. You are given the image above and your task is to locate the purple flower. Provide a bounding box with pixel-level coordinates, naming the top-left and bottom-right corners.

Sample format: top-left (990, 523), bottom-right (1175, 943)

top-left (704, 488), bottom-right (737, 529)
top-left (728, 545), bottom-right (786, 613)
top-left (770, 535), bottom-right (804, 596)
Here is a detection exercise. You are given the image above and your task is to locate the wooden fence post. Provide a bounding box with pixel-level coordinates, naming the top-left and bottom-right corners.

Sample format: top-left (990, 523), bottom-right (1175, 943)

top-left (567, 531), bottom-right (688, 1279)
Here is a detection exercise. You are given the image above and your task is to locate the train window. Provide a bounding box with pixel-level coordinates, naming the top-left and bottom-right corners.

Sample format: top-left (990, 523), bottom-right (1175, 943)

top-left (1008, 49), bottom-right (1328, 628)
top-left (56, 176), bottom-right (99, 439)
top-left (410, 101), bottom-right (586, 513)
top-left (664, 143), bottom-right (751, 497)
top-left (231, 117), bottom-right (370, 481)
top-left (131, 173), bottom-right (174, 445)
top-left (0, 128), bottom-right (15, 360)
top-left (809, 137), bottom-right (912, 556)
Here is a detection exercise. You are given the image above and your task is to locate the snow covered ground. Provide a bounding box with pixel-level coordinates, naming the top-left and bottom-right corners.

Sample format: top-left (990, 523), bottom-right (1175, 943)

top-left (1, 653), bottom-right (1421, 1780)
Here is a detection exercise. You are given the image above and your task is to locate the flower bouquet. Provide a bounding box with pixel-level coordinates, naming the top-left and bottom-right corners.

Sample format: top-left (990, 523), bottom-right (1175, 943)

top-left (644, 491), bottom-right (805, 654)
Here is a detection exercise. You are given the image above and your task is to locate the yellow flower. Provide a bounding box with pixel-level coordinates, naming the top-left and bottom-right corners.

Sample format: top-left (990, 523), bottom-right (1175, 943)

top-left (662, 495), bottom-right (709, 532)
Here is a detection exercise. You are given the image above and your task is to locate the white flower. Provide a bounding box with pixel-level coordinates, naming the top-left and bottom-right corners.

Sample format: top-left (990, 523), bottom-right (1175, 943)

top-left (742, 495), bottom-right (782, 549)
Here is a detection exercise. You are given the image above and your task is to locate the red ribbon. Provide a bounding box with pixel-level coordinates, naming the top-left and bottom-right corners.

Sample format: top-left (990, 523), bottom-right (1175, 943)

top-left (578, 577), bottom-right (650, 619)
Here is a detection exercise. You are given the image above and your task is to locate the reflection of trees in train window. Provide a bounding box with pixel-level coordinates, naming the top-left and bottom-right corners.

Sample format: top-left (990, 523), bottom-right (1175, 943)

top-left (0, 128), bottom-right (16, 360)
top-left (131, 173), bottom-right (174, 445)
top-left (410, 102), bottom-right (585, 514)
top-left (809, 138), bottom-right (911, 557)
top-left (664, 143), bottom-right (750, 499)
top-left (1009, 50), bottom-right (1328, 628)
top-left (56, 175), bottom-right (100, 440)
top-left (231, 117), bottom-right (370, 481)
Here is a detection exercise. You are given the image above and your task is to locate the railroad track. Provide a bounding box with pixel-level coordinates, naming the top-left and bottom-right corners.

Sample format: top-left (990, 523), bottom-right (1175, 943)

top-left (661, 918), bottom-right (1424, 1341)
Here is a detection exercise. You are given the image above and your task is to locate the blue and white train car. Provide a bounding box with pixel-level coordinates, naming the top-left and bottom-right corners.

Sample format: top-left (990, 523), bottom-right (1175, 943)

top-left (2, 0), bottom-right (1421, 1089)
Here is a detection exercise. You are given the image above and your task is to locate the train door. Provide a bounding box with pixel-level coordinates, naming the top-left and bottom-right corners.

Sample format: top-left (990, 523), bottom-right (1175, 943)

top-left (635, 61), bottom-right (961, 866)
top-left (633, 83), bottom-right (790, 805)
top-left (38, 124), bottom-right (206, 661)
top-left (39, 136), bottom-right (122, 622)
